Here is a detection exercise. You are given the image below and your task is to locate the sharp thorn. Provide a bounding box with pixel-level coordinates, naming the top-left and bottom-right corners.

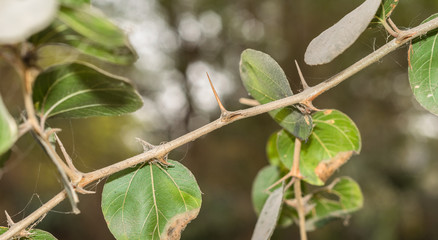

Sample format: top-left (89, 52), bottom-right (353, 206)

top-left (206, 72), bottom-right (227, 114)
top-left (5, 210), bottom-right (14, 227)
top-left (136, 138), bottom-right (155, 152)
top-left (294, 60), bottom-right (309, 89)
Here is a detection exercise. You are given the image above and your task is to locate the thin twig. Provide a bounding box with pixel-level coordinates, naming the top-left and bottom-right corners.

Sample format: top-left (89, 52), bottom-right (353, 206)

top-left (2, 16), bottom-right (438, 240)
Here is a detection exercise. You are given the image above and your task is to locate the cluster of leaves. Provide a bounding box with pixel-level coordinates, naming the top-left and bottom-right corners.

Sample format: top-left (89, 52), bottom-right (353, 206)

top-left (0, 0), bottom-right (202, 239)
top-left (245, 0), bottom-right (438, 238)
top-left (242, 49), bottom-right (363, 236)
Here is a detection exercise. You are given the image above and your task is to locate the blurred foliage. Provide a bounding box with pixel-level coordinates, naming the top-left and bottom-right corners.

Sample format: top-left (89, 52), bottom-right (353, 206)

top-left (2, 0), bottom-right (438, 239)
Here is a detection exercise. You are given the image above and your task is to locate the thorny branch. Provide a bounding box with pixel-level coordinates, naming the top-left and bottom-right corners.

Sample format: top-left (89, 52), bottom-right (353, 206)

top-left (1, 15), bottom-right (438, 240)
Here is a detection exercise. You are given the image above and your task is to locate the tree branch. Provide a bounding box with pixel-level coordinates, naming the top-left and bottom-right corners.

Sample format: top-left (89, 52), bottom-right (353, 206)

top-left (80, 16), bottom-right (438, 186)
top-left (0, 192), bottom-right (66, 240)
top-left (2, 16), bottom-right (438, 240)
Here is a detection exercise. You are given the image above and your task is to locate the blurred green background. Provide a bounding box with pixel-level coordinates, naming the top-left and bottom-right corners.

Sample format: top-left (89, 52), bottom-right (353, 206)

top-left (2, 0), bottom-right (438, 239)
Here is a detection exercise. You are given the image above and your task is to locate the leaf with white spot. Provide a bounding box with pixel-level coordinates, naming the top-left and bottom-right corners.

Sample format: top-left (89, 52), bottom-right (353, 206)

top-left (305, 0), bottom-right (381, 65)
top-left (32, 63), bottom-right (143, 119)
top-left (409, 13), bottom-right (438, 115)
top-left (101, 160), bottom-right (202, 240)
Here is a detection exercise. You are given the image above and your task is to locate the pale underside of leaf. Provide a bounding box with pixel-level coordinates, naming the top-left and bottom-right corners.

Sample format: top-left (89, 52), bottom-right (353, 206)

top-left (304, 0), bottom-right (381, 65)
top-left (0, 0), bottom-right (59, 44)
top-left (251, 185), bottom-right (284, 240)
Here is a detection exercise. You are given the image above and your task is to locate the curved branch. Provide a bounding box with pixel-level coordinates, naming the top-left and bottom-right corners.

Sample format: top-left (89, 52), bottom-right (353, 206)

top-left (2, 16), bottom-right (438, 240)
top-left (81, 16), bottom-right (438, 186)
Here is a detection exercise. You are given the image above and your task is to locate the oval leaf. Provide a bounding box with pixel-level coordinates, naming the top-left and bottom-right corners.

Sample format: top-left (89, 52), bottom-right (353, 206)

top-left (240, 49), bottom-right (313, 140)
top-left (0, 0), bottom-right (58, 44)
top-left (0, 96), bottom-right (17, 155)
top-left (277, 109), bottom-right (361, 186)
top-left (31, 21), bottom-right (137, 66)
top-left (102, 160), bottom-right (202, 240)
top-left (251, 184), bottom-right (284, 240)
top-left (305, 177), bottom-right (363, 231)
top-left (304, 0), bottom-right (381, 65)
top-left (36, 44), bottom-right (135, 75)
top-left (252, 166), bottom-right (295, 228)
top-left (408, 14), bottom-right (438, 115)
top-left (0, 226), bottom-right (58, 240)
top-left (58, 5), bottom-right (127, 48)
top-left (33, 63), bottom-right (143, 119)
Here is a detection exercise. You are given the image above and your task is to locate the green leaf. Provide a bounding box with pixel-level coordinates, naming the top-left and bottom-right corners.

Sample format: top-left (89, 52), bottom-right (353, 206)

top-left (0, 96), bottom-right (17, 155)
top-left (408, 14), bottom-right (438, 115)
top-left (32, 64), bottom-right (143, 119)
top-left (31, 20), bottom-right (137, 66)
top-left (240, 49), bottom-right (313, 140)
top-left (305, 177), bottom-right (363, 231)
top-left (372, 0), bottom-right (399, 24)
top-left (0, 226), bottom-right (58, 239)
top-left (36, 44), bottom-right (135, 75)
top-left (251, 166), bottom-right (295, 228)
top-left (251, 184), bottom-right (284, 240)
top-left (266, 133), bottom-right (283, 168)
top-left (304, 0), bottom-right (381, 65)
top-left (101, 160), bottom-right (202, 240)
top-left (277, 109), bottom-right (361, 186)
top-left (58, 6), bottom-right (127, 48)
